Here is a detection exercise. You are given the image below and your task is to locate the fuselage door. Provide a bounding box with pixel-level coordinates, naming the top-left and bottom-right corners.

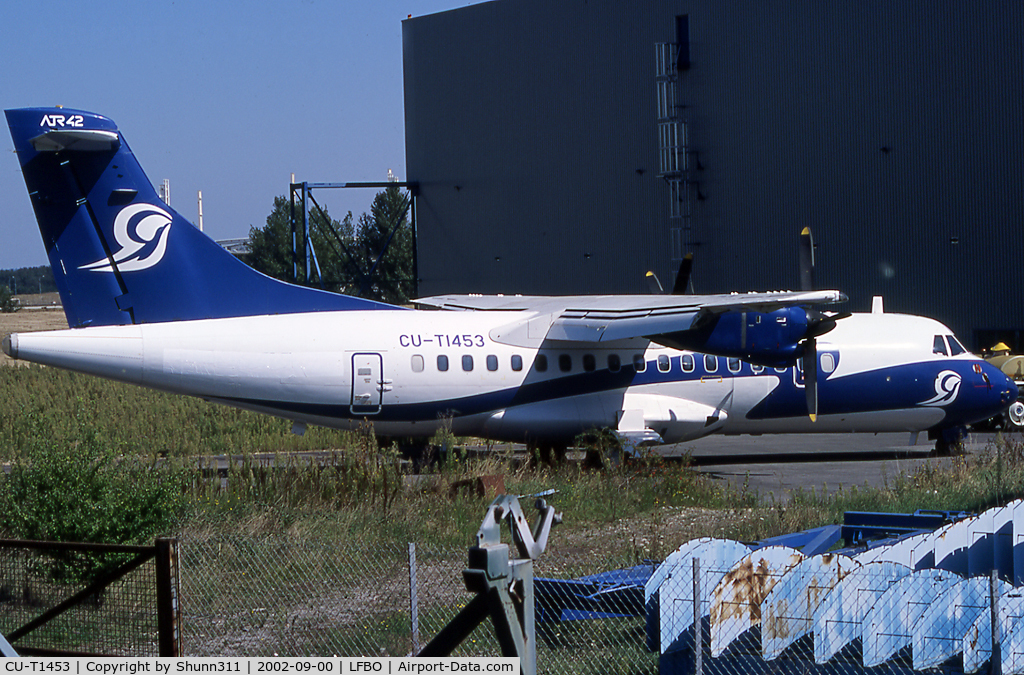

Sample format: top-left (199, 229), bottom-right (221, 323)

top-left (351, 353), bottom-right (385, 415)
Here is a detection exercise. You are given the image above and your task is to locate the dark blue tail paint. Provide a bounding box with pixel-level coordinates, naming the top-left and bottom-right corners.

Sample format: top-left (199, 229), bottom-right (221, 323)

top-left (6, 108), bottom-right (398, 328)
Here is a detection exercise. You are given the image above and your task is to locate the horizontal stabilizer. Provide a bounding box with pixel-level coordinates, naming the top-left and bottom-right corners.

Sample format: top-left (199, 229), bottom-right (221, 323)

top-left (29, 128), bottom-right (120, 152)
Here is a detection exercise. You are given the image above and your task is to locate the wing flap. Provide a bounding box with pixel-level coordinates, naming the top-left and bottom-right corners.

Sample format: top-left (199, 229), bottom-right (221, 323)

top-left (547, 307), bottom-right (700, 342)
top-left (420, 290), bottom-right (847, 344)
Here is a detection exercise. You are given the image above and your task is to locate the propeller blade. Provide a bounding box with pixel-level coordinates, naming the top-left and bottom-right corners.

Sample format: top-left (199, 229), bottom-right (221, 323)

top-left (645, 271), bottom-right (664, 294)
top-left (671, 253), bottom-right (694, 295)
top-left (804, 337), bottom-right (818, 422)
top-left (799, 227), bottom-right (815, 292)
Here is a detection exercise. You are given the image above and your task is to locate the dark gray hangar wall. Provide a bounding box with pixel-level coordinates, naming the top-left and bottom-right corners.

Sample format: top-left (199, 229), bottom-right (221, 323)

top-left (403, 1), bottom-right (1024, 349)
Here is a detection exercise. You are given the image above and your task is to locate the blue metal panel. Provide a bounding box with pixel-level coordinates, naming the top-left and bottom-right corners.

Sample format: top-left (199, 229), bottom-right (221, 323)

top-left (534, 563), bottom-right (653, 623)
top-left (861, 568), bottom-right (961, 667)
top-left (646, 537), bottom-right (751, 654)
top-left (813, 561), bottom-right (911, 664)
top-left (761, 553), bottom-right (860, 660)
top-left (914, 576), bottom-right (1012, 670)
top-left (709, 546), bottom-right (804, 657)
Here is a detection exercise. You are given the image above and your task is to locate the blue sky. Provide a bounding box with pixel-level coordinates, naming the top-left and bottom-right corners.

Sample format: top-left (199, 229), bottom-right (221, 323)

top-left (0, 0), bottom-right (485, 271)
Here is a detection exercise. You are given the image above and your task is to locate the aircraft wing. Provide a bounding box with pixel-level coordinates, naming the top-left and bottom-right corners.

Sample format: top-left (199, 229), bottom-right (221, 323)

top-left (414, 290), bottom-right (846, 343)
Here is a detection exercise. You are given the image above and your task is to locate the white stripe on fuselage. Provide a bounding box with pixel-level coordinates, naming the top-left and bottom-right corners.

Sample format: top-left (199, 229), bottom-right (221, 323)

top-left (8, 310), bottom-right (972, 443)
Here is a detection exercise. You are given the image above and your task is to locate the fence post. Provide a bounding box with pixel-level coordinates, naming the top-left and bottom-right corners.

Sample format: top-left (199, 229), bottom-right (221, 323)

top-left (155, 538), bottom-right (181, 657)
top-left (991, 568), bottom-right (1001, 675)
top-left (409, 543), bottom-right (420, 654)
top-left (693, 556), bottom-right (702, 675)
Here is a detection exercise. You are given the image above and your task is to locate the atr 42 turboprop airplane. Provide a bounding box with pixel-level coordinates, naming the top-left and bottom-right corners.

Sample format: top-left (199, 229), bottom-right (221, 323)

top-left (2, 108), bottom-right (1017, 455)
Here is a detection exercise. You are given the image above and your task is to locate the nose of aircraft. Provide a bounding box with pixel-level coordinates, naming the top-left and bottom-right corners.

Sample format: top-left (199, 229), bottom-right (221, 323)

top-left (956, 361), bottom-right (1021, 428)
top-left (1001, 373), bottom-right (1019, 406)
top-left (988, 362), bottom-right (1019, 409)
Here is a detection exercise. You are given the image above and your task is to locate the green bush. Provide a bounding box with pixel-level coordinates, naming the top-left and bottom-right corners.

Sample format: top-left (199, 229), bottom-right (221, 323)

top-left (0, 284), bottom-right (17, 313)
top-left (0, 425), bottom-right (188, 582)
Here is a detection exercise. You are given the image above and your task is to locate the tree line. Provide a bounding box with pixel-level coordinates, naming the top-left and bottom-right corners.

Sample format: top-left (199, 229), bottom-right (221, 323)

top-left (1, 265), bottom-right (56, 296)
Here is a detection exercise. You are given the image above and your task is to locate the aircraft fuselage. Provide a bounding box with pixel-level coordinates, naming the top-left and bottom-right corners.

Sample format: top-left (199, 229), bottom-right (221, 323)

top-left (5, 308), bottom-right (1013, 446)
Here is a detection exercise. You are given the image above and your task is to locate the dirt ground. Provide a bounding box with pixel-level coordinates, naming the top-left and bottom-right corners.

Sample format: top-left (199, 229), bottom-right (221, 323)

top-left (0, 299), bottom-right (68, 365)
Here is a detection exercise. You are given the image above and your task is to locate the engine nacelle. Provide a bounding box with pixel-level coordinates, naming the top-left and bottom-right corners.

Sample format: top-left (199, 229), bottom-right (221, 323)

top-left (664, 306), bottom-right (810, 367)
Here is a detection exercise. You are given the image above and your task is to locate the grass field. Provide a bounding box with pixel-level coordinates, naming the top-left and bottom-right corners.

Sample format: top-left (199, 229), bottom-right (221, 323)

top-left (0, 304), bottom-right (67, 366)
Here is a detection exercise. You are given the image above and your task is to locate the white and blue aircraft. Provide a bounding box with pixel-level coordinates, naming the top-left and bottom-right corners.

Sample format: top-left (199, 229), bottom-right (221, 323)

top-left (2, 108), bottom-right (1017, 455)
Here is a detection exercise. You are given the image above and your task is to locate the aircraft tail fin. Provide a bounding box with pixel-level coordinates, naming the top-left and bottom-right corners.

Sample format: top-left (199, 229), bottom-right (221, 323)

top-left (5, 107), bottom-right (394, 328)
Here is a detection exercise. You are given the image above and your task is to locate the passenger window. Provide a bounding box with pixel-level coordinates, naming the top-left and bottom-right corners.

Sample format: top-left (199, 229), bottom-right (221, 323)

top-left (511, 355), bottom-right (523, 371)
top-left (559, 354), bottom-right (572, 372)
top-left (821, 353), bottom-right (836, 374)
top-left (752, 364), bottom-right (764, 373)
top-left (608, 354), bottom-right (621, 372)
top-left (633, 354), bottom-right (647, 372)
top-left (933, 335), bottom-right (948, 356)
top-left (411, 355), bottom-right (424, 373)
top-left (437, 355), bottom-right (449, 372)
top-left (704, 354), bottom-right (718, 373)
top-left (728, 357), bottom-right (741, 373)
top-left (535, 354), bottom-right (548, 372)
top-left (658, 354), bottom-right (670, 372)
top-left (947, 335), bottom-right (966, 356)
top-left (681, 354), bottom-right (694, 372)
top-left (774, 367), bottom-right (787, 374)
top-left (462, 355), bottom-right (474, 371)
top-left (583, 354), bottom-right (596, 372)
top-left (486, 355), bottom-right (498, 371)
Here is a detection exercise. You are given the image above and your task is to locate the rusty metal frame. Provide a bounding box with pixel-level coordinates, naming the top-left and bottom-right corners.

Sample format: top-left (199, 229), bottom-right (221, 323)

top-left (0, 537), bottom-right (180, 657)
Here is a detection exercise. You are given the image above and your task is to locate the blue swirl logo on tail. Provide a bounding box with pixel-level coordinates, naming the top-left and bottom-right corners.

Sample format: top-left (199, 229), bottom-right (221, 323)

top-left (80, 204), bottom-right (173, 272)
top-left (918, 370), bottom-right (962, 407)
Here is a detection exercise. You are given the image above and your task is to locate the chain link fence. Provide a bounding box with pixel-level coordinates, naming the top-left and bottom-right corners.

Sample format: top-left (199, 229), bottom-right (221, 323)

top-left (179, 535), bottom-right (1024, 673)
top-left (5, 533), bottom-right (1015, 673)
top-left (178, 536), bottom-right (656, 673)
top-left (0, 540), bottom-right (177, 656)
top-left (653, 550), bottom-right (1020, 675)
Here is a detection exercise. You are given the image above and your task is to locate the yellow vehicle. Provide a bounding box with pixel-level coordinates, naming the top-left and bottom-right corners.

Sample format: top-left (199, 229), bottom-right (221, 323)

top-left (984, 343), bottom-right (1024, 428)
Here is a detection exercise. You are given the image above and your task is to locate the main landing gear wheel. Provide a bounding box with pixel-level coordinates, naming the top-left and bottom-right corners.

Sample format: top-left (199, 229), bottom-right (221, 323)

top-left (933, 426), bottom-right (966, 457)
top-left (934, 437), bottom-right (964, 456)
top-left (529, 442), bottom-right (567, 467)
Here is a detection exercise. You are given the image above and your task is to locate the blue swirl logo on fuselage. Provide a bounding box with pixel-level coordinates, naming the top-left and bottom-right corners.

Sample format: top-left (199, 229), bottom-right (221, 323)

top-left (79, 203), bottom-right (173, 273)
top-left (918, 369), bottom-right (962, 407)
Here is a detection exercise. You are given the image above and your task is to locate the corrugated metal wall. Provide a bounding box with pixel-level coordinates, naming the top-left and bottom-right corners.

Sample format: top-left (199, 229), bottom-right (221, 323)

top-left (403, 0), bottom-right (1024, 348)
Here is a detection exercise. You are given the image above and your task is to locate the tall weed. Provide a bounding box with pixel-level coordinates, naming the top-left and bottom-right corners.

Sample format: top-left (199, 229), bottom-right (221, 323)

top-left (0, 365), bottom-right (359, 459)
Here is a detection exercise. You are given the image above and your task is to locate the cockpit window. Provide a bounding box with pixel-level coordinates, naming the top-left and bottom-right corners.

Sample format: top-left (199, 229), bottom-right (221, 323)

top-left (933, 335), bottom-right (948, 356)
top-left (947, 335), bottom-right (966, 356)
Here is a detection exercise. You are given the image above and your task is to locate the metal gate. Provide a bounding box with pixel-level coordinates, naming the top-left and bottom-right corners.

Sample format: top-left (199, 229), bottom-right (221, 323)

top-left (0, 538), bottom-right (180, 656)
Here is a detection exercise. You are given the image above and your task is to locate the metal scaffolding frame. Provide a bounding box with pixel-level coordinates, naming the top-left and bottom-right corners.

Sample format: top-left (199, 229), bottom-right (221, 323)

top-left (288, 180), bottom-right (419, 298)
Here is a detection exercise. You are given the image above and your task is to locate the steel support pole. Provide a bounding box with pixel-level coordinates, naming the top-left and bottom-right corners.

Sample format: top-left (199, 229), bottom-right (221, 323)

top-left (693, 556), bottom-right (702, 675)
top-left (991, 568), bottom-right (1001, 675)
top-left (409, 542), bottom-right (420, 654)
top-left (302, 183), bottom-right (310, 283)
top-left (155, 538), bottom-right (181, 657)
